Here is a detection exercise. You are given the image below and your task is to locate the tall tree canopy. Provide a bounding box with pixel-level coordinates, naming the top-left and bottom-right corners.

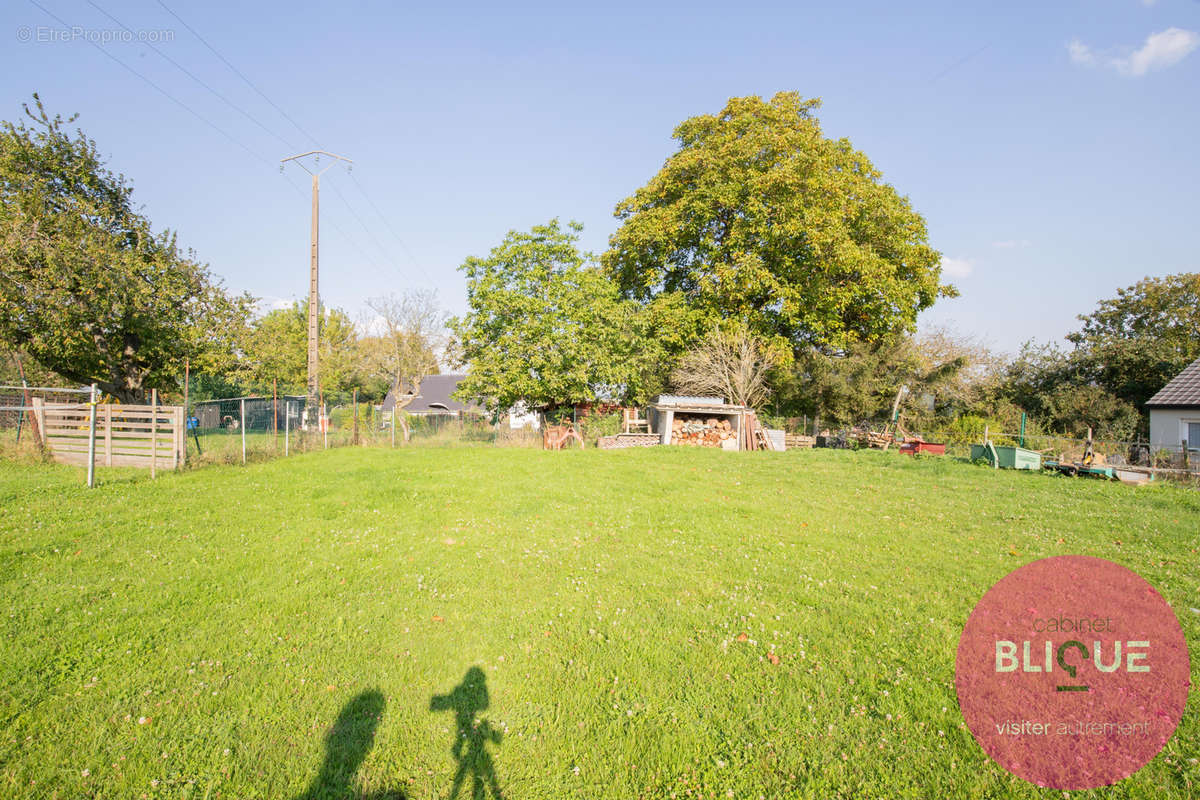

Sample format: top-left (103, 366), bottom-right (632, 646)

top-left (1066, 272), bottom-right (1200, 410)
top-left (0, 95), bottom-right (252, 402)
top-left (238, 301), bottom-right (361, 397)
top-left (603, 92), bottom-right (953, 353)
top-left (450, 220), bottom-right (660, 415)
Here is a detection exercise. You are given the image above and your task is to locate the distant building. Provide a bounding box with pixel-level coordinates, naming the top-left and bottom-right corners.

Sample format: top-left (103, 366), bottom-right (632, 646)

top-left (506, 400), bottom-right (540, 430)
top-left (1146, 356), bottom-right (1200, 452)
top-left (383, 374), bottom-right (484, 417)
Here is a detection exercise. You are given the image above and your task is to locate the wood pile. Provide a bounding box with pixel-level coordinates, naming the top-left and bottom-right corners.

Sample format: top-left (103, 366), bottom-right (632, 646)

top-left (785, 434), bottom-right (815, 449)
top-left (848, 426), bottom-right (895, 450)
top-left (671, 415), bottom-right (737, 448)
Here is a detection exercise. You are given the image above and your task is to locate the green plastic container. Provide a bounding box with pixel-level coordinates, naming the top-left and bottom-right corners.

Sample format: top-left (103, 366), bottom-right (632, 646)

top-left (970, 443), bottom-right (1042, 470)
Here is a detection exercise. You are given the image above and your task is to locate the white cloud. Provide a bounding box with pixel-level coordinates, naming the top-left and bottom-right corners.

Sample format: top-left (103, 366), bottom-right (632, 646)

top-left (991, 239), bottom-right (1031, 249)
top-left (255, 296), bottom-right (296, 315)
top-left (360, 314), bottom-right (388, 336)
top-left (1069, 28), bottom-right (1199, 77)
top-left (1068, 39), bottom-right (1097, 66)
top-left (1114, 28), bottom-right (1199, 76)
top-left (940, 256), bottom-right (974, 278)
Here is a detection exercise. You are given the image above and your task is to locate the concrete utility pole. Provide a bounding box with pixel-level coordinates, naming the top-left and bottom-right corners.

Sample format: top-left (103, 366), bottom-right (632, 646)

top-left (280, 150), bottom-right (353, 428)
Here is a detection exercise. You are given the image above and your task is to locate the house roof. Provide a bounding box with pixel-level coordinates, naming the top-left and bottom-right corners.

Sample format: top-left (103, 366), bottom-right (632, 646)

top-left (1146, 357), bottom-right (1200, 408)
top-left (384, 374), bottom-right (482, 414)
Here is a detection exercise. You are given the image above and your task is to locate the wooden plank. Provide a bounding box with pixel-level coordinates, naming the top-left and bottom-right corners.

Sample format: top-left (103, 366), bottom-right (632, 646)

top-left (45, 404), bottom-right (179, 416)
top-left (45, 403), bottom-right (161, 413)
top-left (48, 441), bottom-right (176, 455)
top-left (106, 421), bottom-right (175, 430)
top-left (100, 430), bottom-right (177, 441)
top-left (52, 451), bottom-right (158, 468)
top-left (46, 424), bottom-right (176, 436)
top-left (32, 397), bottom-right (46, 446)
top-left (50, 440), bottom-right (177, 454)
top-left (46, 410), bottom-right (180, 417)
top-left (47, 434), bottom-right (177, 448)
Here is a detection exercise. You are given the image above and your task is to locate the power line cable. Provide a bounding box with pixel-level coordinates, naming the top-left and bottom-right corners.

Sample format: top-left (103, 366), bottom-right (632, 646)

top-left (26, 0), bottom-right (271, 167)
top-left (40, 0), bottom-right (415, 300)
top-left (325, 177), bottom-right (420, 284)
top-left (155, 3), bottom-right (424, 287)
top-left (346, 171), bottom-right (437, 286)
top-left (156, 0), bottom-right (324, 149)
top-left (28, 0), bottom-right (388, 320)
top-left (85, 0), bottom-right (296, 150)
top-left (281, 171), bottom-right (387, 276)
top-left (152, 2), bottom-right (435, 290)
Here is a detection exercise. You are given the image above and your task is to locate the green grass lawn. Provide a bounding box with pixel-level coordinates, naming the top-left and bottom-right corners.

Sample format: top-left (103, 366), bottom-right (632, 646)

top-left (1, 447), bottom-right (1197, 799)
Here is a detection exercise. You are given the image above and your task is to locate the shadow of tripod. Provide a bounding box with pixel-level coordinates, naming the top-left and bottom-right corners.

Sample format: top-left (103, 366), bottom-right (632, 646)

top-left (430, 667), bottom-right (504, 800)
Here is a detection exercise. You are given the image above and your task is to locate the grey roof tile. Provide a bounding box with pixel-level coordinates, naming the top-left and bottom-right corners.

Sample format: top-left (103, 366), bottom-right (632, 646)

top-left (1146, 357), bottom-right (1200, 407)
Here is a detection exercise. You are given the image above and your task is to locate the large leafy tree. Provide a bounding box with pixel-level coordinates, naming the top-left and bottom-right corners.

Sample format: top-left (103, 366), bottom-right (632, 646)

top-left (0, 95), bottom-right (252, 402)
top-left (1067, 272), bottom-right (1200, 410)
top-left (995, 274), bottom-right (1200, 437)
top-left (239, 301), bottom-right (361, 397)
top-left (450, 220), bottom-right (663, 415)
top-left (603, 92), bottom-right (953, 354)
top-left (781, 329), bottom-right (981, 427)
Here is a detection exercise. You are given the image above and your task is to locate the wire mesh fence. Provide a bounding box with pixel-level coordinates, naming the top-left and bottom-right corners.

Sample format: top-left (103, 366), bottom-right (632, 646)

top-left (779, 413), bottom-right (1200, 485)
top-left (180, 391), bottom-right (538, 467)
top-left (7, 383), bottom-right (1196, 487)
top-left (0, 384), bottom-right (93, 458)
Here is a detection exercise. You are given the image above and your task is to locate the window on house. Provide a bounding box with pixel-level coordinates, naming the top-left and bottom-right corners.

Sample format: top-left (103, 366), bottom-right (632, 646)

top-left (1189, 422), bottom-right (1200, 451)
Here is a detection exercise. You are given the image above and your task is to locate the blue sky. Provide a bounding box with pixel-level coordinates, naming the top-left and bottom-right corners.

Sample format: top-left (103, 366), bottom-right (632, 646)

top-left (5, 0), bottom-right (1199, 353)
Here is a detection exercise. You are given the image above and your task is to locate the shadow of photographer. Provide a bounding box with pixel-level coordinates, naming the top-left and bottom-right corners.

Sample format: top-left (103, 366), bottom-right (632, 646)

top-left (296, 688), bottom-right (406, 800)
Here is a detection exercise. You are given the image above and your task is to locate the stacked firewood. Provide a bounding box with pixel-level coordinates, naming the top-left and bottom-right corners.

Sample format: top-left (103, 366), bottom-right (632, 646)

top-left (847, 426), bottom-right (895, 449)
top-left (671, 415), bottom-right (737, 447)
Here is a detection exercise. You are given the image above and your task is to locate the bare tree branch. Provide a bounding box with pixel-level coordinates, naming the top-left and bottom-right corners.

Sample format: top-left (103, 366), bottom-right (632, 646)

top-left (671, 327), bottom-right (781, 409)
top-left (359, 290), bottom-right (447, 442)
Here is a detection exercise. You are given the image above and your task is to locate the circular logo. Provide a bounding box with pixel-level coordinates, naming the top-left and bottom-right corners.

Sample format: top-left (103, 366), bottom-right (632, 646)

top-left (955, 555), bottom-right (1190, 790)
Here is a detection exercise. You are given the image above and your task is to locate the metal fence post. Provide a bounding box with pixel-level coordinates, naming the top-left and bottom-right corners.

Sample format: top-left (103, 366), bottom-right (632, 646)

top-left (86, 384), bottom-right (97, 488)
top-left (241, 397), bottom-right (246, 465)
top-left (323, 403), bottom-right (328, 450)
top-left (150, 388), bottom-right (158, 480)
top-left (285, 399), bottom-right (290, 456)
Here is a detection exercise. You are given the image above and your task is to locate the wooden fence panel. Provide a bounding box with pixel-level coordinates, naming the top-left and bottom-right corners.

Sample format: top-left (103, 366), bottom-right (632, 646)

top-left (37, 402), bottom-right (184, 471)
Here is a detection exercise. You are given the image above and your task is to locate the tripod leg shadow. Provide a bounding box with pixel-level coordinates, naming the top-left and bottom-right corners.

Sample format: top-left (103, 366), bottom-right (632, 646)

top-left (431, 667), bottom-right (505, 800)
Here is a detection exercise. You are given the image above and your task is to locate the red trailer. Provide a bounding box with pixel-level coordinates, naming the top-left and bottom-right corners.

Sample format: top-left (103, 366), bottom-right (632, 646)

top-left (899, 440), bottom-right (946, 456)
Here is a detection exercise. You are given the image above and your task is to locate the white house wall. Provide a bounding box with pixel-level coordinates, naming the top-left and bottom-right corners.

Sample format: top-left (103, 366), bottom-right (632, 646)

top-left (1149, 408), bottom-right (1200, 450)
